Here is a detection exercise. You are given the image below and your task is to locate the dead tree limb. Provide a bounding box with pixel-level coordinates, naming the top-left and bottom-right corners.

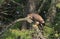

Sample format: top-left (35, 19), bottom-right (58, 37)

top-left (38, 0), bottom-right (46, 13)
top-left (0, 17), bottom-right (33, 37)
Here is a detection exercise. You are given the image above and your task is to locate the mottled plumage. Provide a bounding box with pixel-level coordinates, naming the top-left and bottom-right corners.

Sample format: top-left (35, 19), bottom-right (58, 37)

top-left (27, 13), bottom-right (45, 24)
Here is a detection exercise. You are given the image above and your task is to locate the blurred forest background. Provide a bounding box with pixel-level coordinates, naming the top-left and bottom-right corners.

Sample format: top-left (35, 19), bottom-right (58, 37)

top-left (0, 0), bottom-right (60, 39)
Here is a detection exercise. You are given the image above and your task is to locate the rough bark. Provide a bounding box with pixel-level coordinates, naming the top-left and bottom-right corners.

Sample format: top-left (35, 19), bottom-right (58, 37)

top-left (47, 0), bottom-right (56, 24)
top-left (27, 0), bottom-right (46, 39)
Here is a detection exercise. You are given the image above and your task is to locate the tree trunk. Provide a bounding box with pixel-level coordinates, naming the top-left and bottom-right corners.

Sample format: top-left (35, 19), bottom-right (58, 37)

top-left (22, 0), bottom-right (40, 30)
top-left (28, 0), bottom-right (36, 13)
top-left (47, 0), bottom-right (56, 24)
top-left (27, 0), bottom-right (46, 39)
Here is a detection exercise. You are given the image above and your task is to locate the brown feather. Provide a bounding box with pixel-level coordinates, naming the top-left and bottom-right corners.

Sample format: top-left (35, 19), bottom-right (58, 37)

top-left (27, 13), bottom-right (45, 24)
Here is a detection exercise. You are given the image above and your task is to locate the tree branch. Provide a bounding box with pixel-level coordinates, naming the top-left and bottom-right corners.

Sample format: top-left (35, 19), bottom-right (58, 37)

top-left (0, 17), bottom-right (33, 36)
top-left (38, 0), bottom-right (46, 13)
top-left (11, 0), bottom-right (24, 8)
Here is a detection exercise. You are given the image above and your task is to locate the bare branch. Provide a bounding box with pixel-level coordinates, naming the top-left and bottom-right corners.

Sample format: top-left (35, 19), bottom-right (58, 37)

top-left (0, 17), bottom-right (33, 36)
top-left (11, 0), bottom-right (24, 7)
top-left (38, 0), bottom-right (46, 13)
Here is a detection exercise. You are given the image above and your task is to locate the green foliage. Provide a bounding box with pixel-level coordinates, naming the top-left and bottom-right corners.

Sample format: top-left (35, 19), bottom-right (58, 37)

top-left (44, 26), bottom-right (54, 37)
top-left (2, 23), bottom-right (34, 39)
top-left (0, 22), bottom-right (34, 39)
top-left (56, 3), bottom-right (60, 8)
top-left (2, 29), bottom-right (32, 39)
top-left (0, 0), bottom-right (4, 4)
top-left (53, 12), bottom-right (60, 32)
top-left (0, 0), bottom-right (60, 39)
